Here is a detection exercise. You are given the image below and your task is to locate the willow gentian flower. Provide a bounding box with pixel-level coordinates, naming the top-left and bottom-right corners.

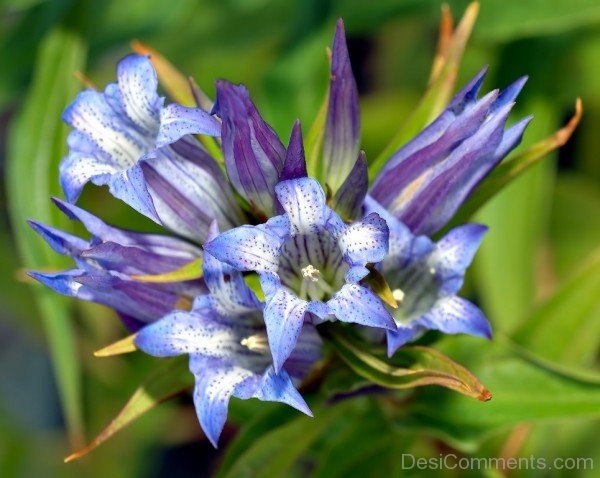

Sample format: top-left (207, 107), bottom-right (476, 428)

top-left (28, 198), bottom-right (203, 330)
top-left (61, 54), bottom-right (244, 241)
top-left (205, 165), bottom-right (396, 371)
top-left (135, 223), bottom-right (321, 446)
top-left (365, 199), bottom-right (492, 355)
top-left (370, 68), bottom-right (532, 236)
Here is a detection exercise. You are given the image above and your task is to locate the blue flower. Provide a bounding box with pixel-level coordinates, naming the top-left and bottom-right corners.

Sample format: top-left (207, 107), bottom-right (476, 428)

top-left (61, 54), bottom-right (244, 241)
top-left (205, 174), bottom-right (396, 372)
top-left (28, 198), bottom-right (204, 330)
top-left (365, 198), bottom-right (492, 356)
top-left (370, 68), bottom-right (532, 236)
top-left (135, 223), bottom-right (320, 446)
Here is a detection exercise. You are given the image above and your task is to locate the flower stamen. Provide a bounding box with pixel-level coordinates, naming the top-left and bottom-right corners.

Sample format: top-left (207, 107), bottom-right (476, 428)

top-left (301, 264), bottom-right (321, 282)
top-left (241, 334), bottom-right (270, 353)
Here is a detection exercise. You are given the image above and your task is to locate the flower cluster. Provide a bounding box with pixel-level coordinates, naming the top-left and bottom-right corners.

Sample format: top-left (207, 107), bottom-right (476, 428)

top-left (30, 19), bottom-right (529, 446)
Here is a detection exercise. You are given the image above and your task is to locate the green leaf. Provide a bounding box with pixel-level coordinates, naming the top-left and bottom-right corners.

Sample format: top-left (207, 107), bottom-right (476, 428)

top-left (5, 26), bottom-right (87, 447)
top-left (369, 2), bottom-right (479, 177)
top-left (512, 248), bottom-right (600, 369)
top-left (322, 326), bottom-right (491, 401)
top-left (404, 340), bottom-right (600, 451)
top-left (306, 85), bottom-right (330, 182)
top-left (550, 175), bottom-right (600, 277)
top-left (219, 403), bottom-right (346, 478)
top-left (64, 356), bottom-right (191, 462)
top-left (470, 98), bottom-right (563, 332)
top-left (217, 405), bottom-right (300, 478)
top-left (475, 0), bottom-right (600, 41)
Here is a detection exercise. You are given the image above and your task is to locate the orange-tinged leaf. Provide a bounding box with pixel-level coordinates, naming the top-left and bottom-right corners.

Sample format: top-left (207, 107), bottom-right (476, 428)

top-left (65, 357), bottom-right (191, 462)
top-left (323, 326), bottom-right (491, 401)
top-left (131, 40), bottom-right (195, 106)
top-left (131, 257), bottom-right (203, 283)
top-left (371, 2), bottom-right (479, 176)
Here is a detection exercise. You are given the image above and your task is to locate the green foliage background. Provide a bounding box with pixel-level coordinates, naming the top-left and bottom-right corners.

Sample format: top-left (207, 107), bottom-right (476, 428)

top-left (1, 0), bottom-right (599, 476)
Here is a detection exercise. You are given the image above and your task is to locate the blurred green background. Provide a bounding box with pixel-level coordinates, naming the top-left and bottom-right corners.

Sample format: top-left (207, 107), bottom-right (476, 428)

top-left (1, 0), bottom-right (600, 476)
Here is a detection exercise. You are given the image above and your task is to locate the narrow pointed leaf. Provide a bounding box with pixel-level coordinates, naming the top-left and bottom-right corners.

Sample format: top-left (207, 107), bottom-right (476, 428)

top-left (131, 257), bottom-right (203, 283)
top-left (6, 27), bottom-right (87, 448)
top-left (64, 356), bottom-right (191, 462)
top-left (218, 404), bottom-right (347, 478)
top-left (371, 2), bottom-right (479, 177)
top-left (306, 85), bottom-right (330, 179)
top-left (512, 247), bottom-right (600, 369)
top-left (450, 98), bottom-right (582, 225)
top-left (322, 326), bottom-right (491, 401)
top-left (94, 334), bottom-right (137, 357)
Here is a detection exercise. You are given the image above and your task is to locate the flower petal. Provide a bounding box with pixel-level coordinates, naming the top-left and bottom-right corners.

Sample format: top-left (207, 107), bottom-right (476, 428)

top-left (157, 104), bottom-right (221, 147)
top-left (332, 152), bottom-right (368, 220)
top-left (254, 367), bottom-right (312, 416)
top-left (401, 103), bottom-right (512, 235)
top-left (420, 296), bottom-right (492, 339)
top-left (263, 288), bottom-right (308, 373)
top-left (204, 222), bottom-right (284, 273)
top-left (51, 197), bottom-right (201, 259)
top-left (135, 310), bottom-right (236, 358)
top-left (322, 19), bottom-right (360, 193)
top-left (203, 222), bottom-right (261, 316)
top-left (386, 324), bottom-right (425, 357)
top-left (114, 54), bottom-right (163, 134)
top-left (327, 284), bottom-right (396, 330)
top-left (275, 177), bottom-right (331, 235)
top-left (338, 212), bottom-right (389, 269)
top-left (213, 81), bottom-right (285, 216)
top-left (190, 357), bottom-right (255, 447)
top-left (27, 220), bottom-right (88, 257)
top-left (280, 121), bottom-right (308, 181)
top-left (102, 163), bottom-right (159, 222)
top-left (430, 223), bottom-right (487, 294)
top-left (141, 141), bottom-right (245, 241)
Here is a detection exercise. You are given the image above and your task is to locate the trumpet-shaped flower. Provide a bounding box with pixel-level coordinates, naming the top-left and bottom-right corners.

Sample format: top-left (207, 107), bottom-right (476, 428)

top-left (28, 198), bottom-right (203, 330)
top-left (205, 174), bottom-right (396, 372)
top-left (365, 198), bottom-right (492, 356)
top-left (61, 54), bottom-right (244, 241)
top-left (135, 223), bottom-right (320, 446)
top-left (370, 68), bottom-right (532, 236)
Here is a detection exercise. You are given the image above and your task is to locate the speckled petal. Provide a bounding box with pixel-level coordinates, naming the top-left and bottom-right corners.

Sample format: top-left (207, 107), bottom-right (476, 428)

top-left (114, 54), bottom-right (163, 134)
top-left (430, 223), bottom-right (487, 294)
top-left (327, 284), bottom-right (396, 331)
top-left (338, 212), bottom-right (389, 268)
top-left (275, 178), bottom-right (331, 235)
top-left (254, 367), bottom-right (312, 416)
top-left (157, 104), bottom-right (221, 147)
top-left (135, 310), bottom-right (236, 358)
top-left (190, 357), bottom-right (255, 447)
top-left (420, 296), bottom-right (492, 339)
top-left (263, 288), bottom-right (308, 373)
top-left (204, 222), bottom-right (284, 273)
